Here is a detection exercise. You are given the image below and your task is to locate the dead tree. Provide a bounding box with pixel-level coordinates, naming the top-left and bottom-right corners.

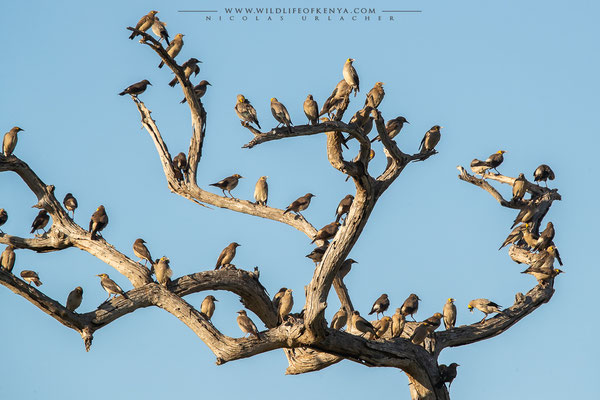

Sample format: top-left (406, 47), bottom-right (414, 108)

top-left (0, 24), bottom-right (562, 400)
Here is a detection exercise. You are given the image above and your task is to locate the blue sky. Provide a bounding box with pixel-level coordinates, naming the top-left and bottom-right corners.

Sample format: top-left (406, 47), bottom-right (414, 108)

top-left (1, 1), bottom-right (598, 398)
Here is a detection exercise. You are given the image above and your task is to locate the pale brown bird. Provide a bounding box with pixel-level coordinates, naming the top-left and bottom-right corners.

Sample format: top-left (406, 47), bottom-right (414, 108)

top-left (335, 194), bottom-right (354, 223)
top-left (89, 205), bottom-right (108, 240)
top-left (0, 208), bottom-right (7, 232)
top-left (371, 116), bottom-right (409, 143)
top-left (310, 222), bottom-right (341, 244)
top-left (401, 293), bottom-right (421, 321)
top-left (180, 80), bottom-right (211, 104)
top-left (338, 258), bottom-right (357, 279)
top-left (369, 293), bottom-right (390, 319)
top-left (158, 33), bottom-right (184, 68)
top-left (522, 266), bottom-right (564, 285)
top-left (215, 242), bottom-right (240, 269)
top-left (522, 223), bottom-right (540, 249)
top-left (349, 106), bottom-right (374, 130)
top-left (531, 245), bottom-right (560, 270)
top-left (97, 273), bottom-right (128, 302)
top-left (443, 298), bottom-right (457, 330)
top-left (236, 310), bottom-right (260, 339)
top-left (351, 311), bottom-right (377, 338)
top-left (511, 204), bottom-right (536, 229)
top-left (30, 210), bottom-right (50, 234)
top-left (419, 125), bottom-right (442, 153)
top-left (270, 98), bottom-right (293, 133)
top-left (364, 82), bottom-right (385, 108)
top-left (468, 299), bottom-right (502, 323)
top-left (119, 79), bottom-right (152, 96)
top-left (133, 238), bottom-right (153, 266)
top-left (63, 193), bottom-right (78, 218)
top-left (305, 243), bottom-right (329, 265)
top-left (168, 58), bottom-right (201, 87)
top-left (20, 270), bottom-right (42, 286)
top-left (372, 316), bottom-right (392, 337)
top-left (411, 313), bottom-right (443, 345)
top-left (0, 245), bottom-right (15, 273)
top-left (278, 289), bottom-right (294, 324)
top-left (342, 58), bottom-right (360, 96)
top-left (319, 79), bottom-right (352, 117)
top-left (330, 308), bottom-right (348, 330)
top-left (499, 224), bottom-right (526, 250)
top-left (512, 173), bottom-right (527, 201)
top-left (272, 287), bottom-right (287, 313)
top-left (151, 16), bottom-right (169, 44)
top-left (391, 308), bottom-right (406, 338)
top-left (66, 287), bottom-right (83, 312)
top-left (154, 257), bottom-right (172, 286)
top-left (470, 150), bottom-right (506, 174)
top-left (2, 127), bottom-right (24, 157)
top-left (283, 193), bottom-right (315, 217)
top-left (439, 363), bottom-right (460, 389)
top-left (129, 10), bottom-right (159, 40)
top-left (201, 295), bottom-right (218, 320)
top-left (235, 94), bottom-right (261, 129)
top-left (533, 164), bottom-right (555, 186)
top-left (303, 95), bottom-right (319, 125)
top-left (254, 176), bottom-right (268, 206)
top-left (210, 174), bottom-right (243, 198)
top-left (533, 222), bottom-right (555, 252)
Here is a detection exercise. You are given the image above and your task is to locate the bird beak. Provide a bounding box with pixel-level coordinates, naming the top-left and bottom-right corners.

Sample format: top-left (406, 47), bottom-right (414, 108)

top-left (405, 121), bottom-right (410, 124)
top-left (199, 61), bottom-right (204, 63)
top-left (208, 83), bottom-right (212, 86)
top-left (149, 83), bottom-right (153, 86)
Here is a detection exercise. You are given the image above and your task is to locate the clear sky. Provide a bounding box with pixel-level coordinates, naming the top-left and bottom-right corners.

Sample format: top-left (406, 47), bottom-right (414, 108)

top-left (1, 1), bottom-right (598, 399)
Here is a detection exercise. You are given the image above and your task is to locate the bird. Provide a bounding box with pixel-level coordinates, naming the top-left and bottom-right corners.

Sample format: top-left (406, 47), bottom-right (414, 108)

top-left (319, 80), bottom-right (352, 117)
top-left (278, 289), bottom-right (294, 324)
top-left (364, 82), bottom-right (385, 108)
top-left (499, 224), bottom-right (526, 250)
top-left (371, 117), bottom-right (409, 143)
top-left (372, 316), bottom-right (392, 337)
top-left (303, 95), bottom-right (319, 125)
top-left (283, 193), bottom-right (315, 217)
top-left (522, 223), bottom-right (540, 249)
top-left (335, 195), bottom-right (354, 223)
top-left (89, 205), bottom-right (108, 240)
top-left (305, 243), bottom-right (329, 265)
top-left (369, 293), bottom-right (390, 319)
top-left (30, 210), bottom-right (50, 234)
top-left (272, 288), bottom-right (287, 313)
top-left (270, 98), bottom-right (293, 133)
top-left (470, 150), bottom-right (507, 174)
top-left (151, 16), bottom-right (169, 44)
top-left (254, 176), bottom-right (268, 206)
top-left (63, 193), bottom-right (78, 218)
top-left (522, 265), bottom-right (564, 285)
top-left (411, 313), bottom-right (443, 345)
top-left (2, 127), bottom-right (24, 157)
top-left (0, 208), bottom-right (6, 232)
top-left (236, 310), bottom-right (260, 339)
top-left (391, 308), bottom-right (406, 338)
top-left (97, 273), bottom-right (128, 302)
top-left (531, 245), bottom-right (560, 270)
top-left (419, 125), bottom-right (443, 153)
top-left (443, 298), bottom-right (457, 330)
top-left (330, 308), bottom-right (348, 330)
top-left (338, 258), bottom-right (357, 279)
top-left (468, 299), bottom-right (502, 323)
top-left (215, 242), bottom-right (241, 269)
top-left (129, 10), bottom-right (159, 40)
top-left (0, 245), bottom-right (15, 272)
top-left (533, 164), bottom-right (555, 186)
top-left (310, 222), bottom-right (341, 244)
top-left (201, 295), bottom-right (218, 320)
top-left (20, 270), bottom-right (42, 286)
top-left (158, 33), bottom-right (184, 68)
top-left (401, 293), bottom-right (421, 321)
top-left (119, 80), bottom-right (152, 96)
top-left (439, 363), bottom-right (460, 389)
top-left (235, 95), bottom-right (261, 129)
top-left (169, 58), bottom-right (201, 87)
top-left (210, 174), bottom-right (243, 198)
top-left (351, 311), bottom-right (377, 338)
top-left (133, 239), bottom-right (153, 266)
top-left (533, 222), bottom-right (555, 252)
top-left (342, 58), bottom-right (360, 96)
top-left (66, 287), bottom-right (83, 312)
top-left (180, 80), bottom-right (211, 104)
top-left (511, 203), bottom-right (536, 229)
top-left (512, 173), bottom-right (527, 201)
top-left (172, 152), bottom-right (187, 180)
top-left (349, 106), bottom-right (374, 130)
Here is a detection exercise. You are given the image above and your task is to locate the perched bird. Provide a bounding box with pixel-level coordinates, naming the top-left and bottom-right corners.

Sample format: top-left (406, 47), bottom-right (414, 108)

top-left (330, 308), bottom-right (348, 330)
top-left (151, 16), bottom-right (169, 44)
top-left (372, 316), bottom-right (392, 337)
top-left (439, 363), bottom-right (460, 389)
top-left (272, 288), bottom-right (287, 313)
top-left (254, 176), bottom-right (268, 206)
top-left (338, 258), bottom-right (357, 279)
top-left (0, 245), bottom-right (15, 272)
top-left (391, 308), bottom-right (406, 338)
top-left (411, 313), bottom-right (443, 345)
top-left (319, 80), bottom-right (352, 117)
top-left (235, 94), bottom-right (261, 129)
top-left (133, 239), bottom-right (153, 266)
top-left (0, 208), bottom-right (6, 232)
top-left (533, 222), bottom-right (555, 252)
top-left (303, 95), bottom-right (319, 125)
top-left (364, 82), bottom-right (385, 108)
top-left (499, 224), bottom-right (526, 250)
top-left (351, 311), bottom-right (377, 338)
top-left (419, 125), bottom-right (443, 153)
top-left (511, 203), bottom-right (536, 229)
top-left (2, 127), bottom-right (24, 157)
top-left (201, 295), bottom-right (218, 320)
top-left (97, 273), bottom-right (127, 301)
top-left (215, 242), bottom-right (241, 269)
top-left (305, 243), bottom-right (329, 265)
top-left (522, 266), bottom-right (564, 285)
top-left (283, 193), bottom-right (315, 217)
top-left (278, 289), bottom-right (294, 323)
top-left (158, 33), bottom-right (184, 68)
top-left (512, 173), bottom-right (527, 201)
top-left (371, 117), bottom-right (409, 143)
top-left (236, 310), bottom-right (260, 339)
top-left (522, 223), bottom-right (540, 249)
top-left (349, 106), bottom-right (374, 130)
top-left (63, 193), bottom-right (78, 218)
top-left (443, 298), bottom-right (457, 330)
top-left (468, 299), bottom-right (502, 323)
top-left (531, 245), bottom-right (560, 270)
top-left (401, 293), bottom-right (421, 321)
top-left (129, 10), bottom-right (159, 40)
top-left (20, 270), bottom-right (42, 286)
top-left (119, 80), bottom-right (152, 97)
top-left (470, 150), bottom-right (506, 175)
top-left (270, 98), bottom-right (293, 133)
top-left (342, 58), bottom-right (360, 96)
top-left (30, 210), bottom-right (50, 234)
top-left (89, 205), bottom-right (108, 240)
top-left (180, 80), bottom-right (211, 104)
top-left (533, 164), bottom-right (555, 186)
top-left (335, 195), bottom-right (354, 223)
top-left (210, 174), bottom-right (243, 198)
top-left (310, 222), bottom-right (341, 244)
top-left (168, 58), bottom-right (201, 87)
top-left (66, 287), bottom-right (83, 312)
top-left (369, 293), bottom-right (390, 319)
top-left (172, 152), bottom-right (187, 180)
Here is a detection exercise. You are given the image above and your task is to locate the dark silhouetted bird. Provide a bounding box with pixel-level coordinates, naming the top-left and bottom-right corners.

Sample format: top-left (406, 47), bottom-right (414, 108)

top-left (89, 205), bottom-right (108, 240)
top-left (468, 299), bottom-right (501, 323)
top-left (151, 16), bottom-right (169, 44)
top-left (129, 10), bottom-right (159, 40)
top-left (63, 193), bottom-right (78, 218)
top-left (364, 81), bottom-right (385, 108)
top-left (2, 127), bottom-right (24, 157)
top-left (180, 80), bottom-right (211, 104)
top-left (330, 308), bottom-right (348, 330)
top-left (439, 363), bottom-right (460, 389)
top-left (169, 58), bottom-right (201, 87)
top-left (443, 298), bottom-right (457, 330)
top-left (283, 193), bottom-right (315, 217)
top-left (30, 210), bottom-right (49, 234)
top-left (338, 258), bottom-right (357, 279)
top-left (237, 310), bottom-right (260, 339)
top-left (210, 174), bottom-right (243, 198)
top-left (311, 222), bottom-right (341, 244)
top-left (371, 116), bottom-right (408, 143)
top-left (201, 295), bottom-right (218, 320)
top-left (254, 176), bottom-right (268, 206)
top-left (401, 293), bottom-right (421, 321)
top-left (119, 80), bottom-right (152, 96)
top-left (133, 238), bottom-right (153, 266)
top-left (97, 273), bottom-right (127, 301)
top-left (533, 164), bottom-right (555, 186)
top-left (343, 58), bottom-right (360, 96)
top-left (235, 94), bottom-right (261, 129)
top-left (172, 152), bottom-right (187, 181)
top-left (303, 95), bottom-right (319, 125)
top-left (335, 195), bottom-right (354, 223)
top-left (215, 242), bottom-right (240, 269)
top-left (21, 270), bottom-right (42, 286)
top-left (159, 33), bottom-right (184, 68)
top-left (419, 125), bottom-right (442, 153)
top-left (369, 293), bottom-right (390, 319)
top-left (66, 287), bottom-right (83, 312)
top-left (270, 98), bottom-right (293, 133)
top-left (1, 245), bottom-right (15, 272)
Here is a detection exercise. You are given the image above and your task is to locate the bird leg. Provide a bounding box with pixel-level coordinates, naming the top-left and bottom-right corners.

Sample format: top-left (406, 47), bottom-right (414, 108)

top-left (221, 189), bottom-right (229, 198)
top-left (479, 315), bottom-right (487, 323)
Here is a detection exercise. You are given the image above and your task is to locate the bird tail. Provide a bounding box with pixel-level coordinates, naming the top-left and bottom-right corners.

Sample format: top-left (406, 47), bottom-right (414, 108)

top-left (169, 78), bottom-right (178, 87)
top-left (282, 208), bottom-right (290, 215)
top-left (118, 91), bottom-right (127, 96)
top-left (121, 292), bottom-right (129, 299)
top-left (34, 279), bottom-right (42, 287)
top-left (30, 227), bottom-right (35, 234)
top-left (90, 229), bottom-right (98, 240)
top-left (310, 237), bottom-right (317, 244)
top-left (370, 136), bottom-right (380, 143)
top-left (129, 32), bottom-right (136, 40)
top-left (164, 37), bottom-right (170, 46)
top-left (158, 61), bottom-right (165, 69)
top-left (180, 98), bottom-right (187, 104)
